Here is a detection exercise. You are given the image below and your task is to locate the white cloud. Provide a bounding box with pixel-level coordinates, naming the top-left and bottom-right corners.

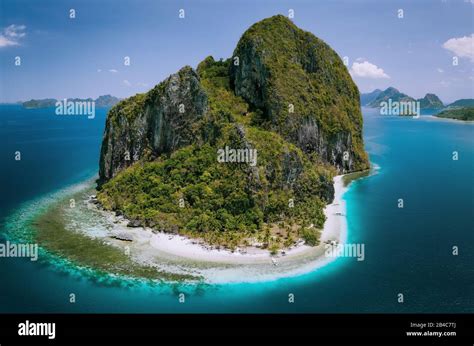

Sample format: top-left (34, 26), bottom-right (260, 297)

top-left (5, 24), bottom-right (26, 38)
top-left (0, 36), bottom-right (16, 47)
top-left (350, 61), bottom-right (390, 79)
top-left (442, 34), bottom-right (474, 62)
top-left (437, 68), bottom-right (444, 73)
top-left (0, 24), bottom-right (26, 47)
top-left (137, 82), bottom-right (149, 87)
top-left (97, 69), bottom-right (102, 73)
top-left (122, 79), bottom-right (131, 87)
top-left (108, 69), bottom-right (118, 73)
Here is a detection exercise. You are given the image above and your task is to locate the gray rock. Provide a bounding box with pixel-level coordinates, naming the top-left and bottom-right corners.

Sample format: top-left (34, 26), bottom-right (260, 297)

top-left (229, 15), bottom-right (368, 173)
top-left (99, 66), bottom-right (209, 183)
top-left (111, 232), bottom-right (133, 241)
top-left (127, 219), bottom-right (142, 228)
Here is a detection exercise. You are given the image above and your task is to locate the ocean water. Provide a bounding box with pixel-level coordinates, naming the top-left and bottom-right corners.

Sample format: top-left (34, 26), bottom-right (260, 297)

top-left (0, 105), bottom-right (472, 313)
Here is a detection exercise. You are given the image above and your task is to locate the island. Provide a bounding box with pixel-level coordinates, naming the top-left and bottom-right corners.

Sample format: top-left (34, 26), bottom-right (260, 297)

top-left (97, 14), bottom-right (368, 252)
top-left (417, 93), bottom-right (444, 109)
top-left (362, 88), bottom-right (444, 110)
top-left (435, 107), bottom-right (474, 121)
top-left (366, 87), bottom-right (416, 108)
top-left (446, 99), bottom-right (474, 108)
top-left (22, 15), bottom-right (370, 283)
top-left (360, 89), bottom-right (381, 106)
top-left (21, 95), bottom-right (120, 109)
top-left (22, 98), bottom-right (57, 109)
top-left (95, 95), bottom-right (121, 108)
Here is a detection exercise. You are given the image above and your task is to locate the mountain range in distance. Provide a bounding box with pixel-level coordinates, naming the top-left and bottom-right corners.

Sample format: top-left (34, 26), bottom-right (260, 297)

top-left (21, 95), bottom-right (121, 109)
top-left (16, 88), bottom-right (473, 121)
top-left (360, 87), bottom-right (473, 110)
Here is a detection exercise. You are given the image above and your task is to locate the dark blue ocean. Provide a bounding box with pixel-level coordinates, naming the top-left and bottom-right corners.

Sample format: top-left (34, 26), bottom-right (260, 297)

top-left (0, 104), bottom-right (473, 313)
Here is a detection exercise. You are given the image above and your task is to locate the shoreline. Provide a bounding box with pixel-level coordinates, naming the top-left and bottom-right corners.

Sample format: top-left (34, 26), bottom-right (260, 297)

top-left (422, 115), bottom-right (474, 124)
top-left (136, 174), bottom-right (349, 265)
top-left (63, 174), bottom-right (352, 283)
top-left (8, 173), bottom-right (356, 284)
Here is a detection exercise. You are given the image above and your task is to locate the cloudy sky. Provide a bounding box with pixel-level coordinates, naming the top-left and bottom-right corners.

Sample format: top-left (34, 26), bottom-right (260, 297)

top-left (0, 0), bottom-right (473, 104)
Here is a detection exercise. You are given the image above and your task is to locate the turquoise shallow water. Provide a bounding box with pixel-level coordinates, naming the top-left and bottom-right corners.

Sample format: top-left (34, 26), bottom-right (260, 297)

top-left (0, 105), bottom-right (473, 312)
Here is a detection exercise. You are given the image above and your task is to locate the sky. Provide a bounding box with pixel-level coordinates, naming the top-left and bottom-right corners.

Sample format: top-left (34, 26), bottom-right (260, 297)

top-left (0, 0), bottom-right (473, 104)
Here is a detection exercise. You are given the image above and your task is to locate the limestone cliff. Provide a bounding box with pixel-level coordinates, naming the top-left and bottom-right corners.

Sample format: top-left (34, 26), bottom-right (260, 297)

top-left (229, 15), bottom-right (368, 172)
top-left (97, 15), bottom-right (369, 247)
top-left (99, 66), bottom-right (208, 182)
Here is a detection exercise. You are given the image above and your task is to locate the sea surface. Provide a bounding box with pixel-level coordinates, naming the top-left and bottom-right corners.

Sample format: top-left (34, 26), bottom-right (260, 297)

top-left (0, 104), bottom-right (473, 313)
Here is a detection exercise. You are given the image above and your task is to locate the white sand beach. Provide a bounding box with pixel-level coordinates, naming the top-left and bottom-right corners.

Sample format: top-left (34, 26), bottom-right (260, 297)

top-left (64, 175), bottom-right (351, 283)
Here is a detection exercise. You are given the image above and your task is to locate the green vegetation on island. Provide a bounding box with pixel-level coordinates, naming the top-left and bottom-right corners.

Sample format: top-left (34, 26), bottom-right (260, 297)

top-left (22, 99), bottom-right (57, 109)
top-left (366, 87), bottom-right (415, 108)
top-left (363, 88), bottom-right (445, 110)
top-left (97, 15), bottom-right (369, 252)
top-left (360, 89), bottom-right (381, 106)
top-left (447, 99), bottom-right (474, 108)
top-left (418, 93), bottom-right (444, 109)
top-left (435, 107), bottom-right (474, 121)
top-left (22, 95), bottom-right (120, 109)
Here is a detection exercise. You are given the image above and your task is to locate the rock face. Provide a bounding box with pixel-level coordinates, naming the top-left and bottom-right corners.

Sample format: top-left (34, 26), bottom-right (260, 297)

top-left (229, 15), bottom-right (368, 172)
top-left (99, 15), bottom-right (369, 185)
top-left (99, 66), bottom-right (208, 182)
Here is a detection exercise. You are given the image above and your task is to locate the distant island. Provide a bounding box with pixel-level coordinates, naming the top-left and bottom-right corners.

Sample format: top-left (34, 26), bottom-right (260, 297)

top-left (435, 107), bottom-right (474, 121)
top-left (22, 95), bottom-right (121, 109)
top-left (22, 98), bottom-right (57, 109)
top-left (418, 93), bottom-right (444, 109)
top-left (359, 89), bottom-right (381, 107)
top-left (361, 87), bottom-right (444, 109)
top-left (361, 88), bottom-right (474, 121)
top-left (95, 95), bottom-right (122, 108)
top-left (364, 87), bottom-right (417, 108)
top-left (445, 99), bottom-right (474, 108)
